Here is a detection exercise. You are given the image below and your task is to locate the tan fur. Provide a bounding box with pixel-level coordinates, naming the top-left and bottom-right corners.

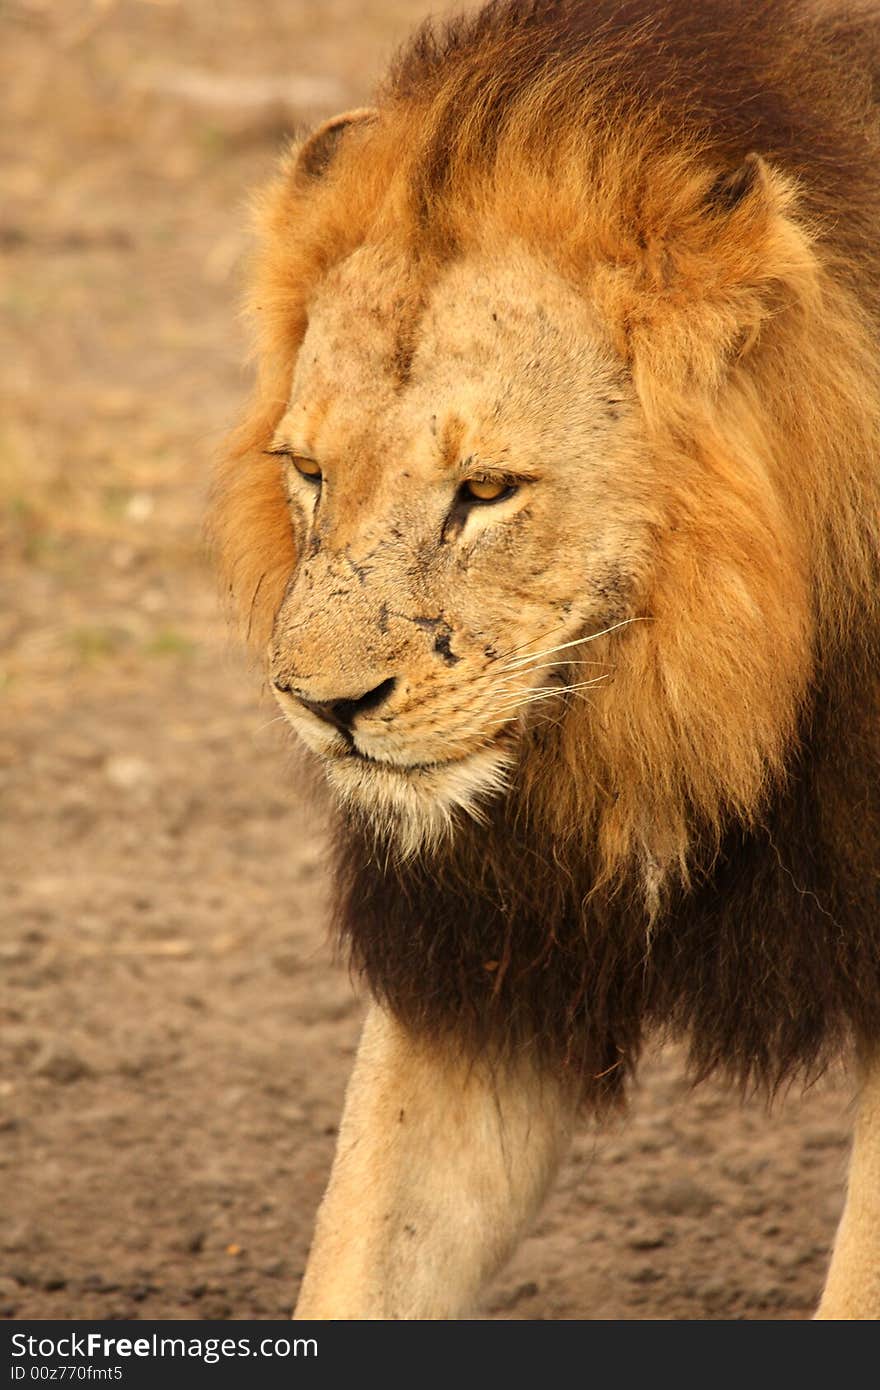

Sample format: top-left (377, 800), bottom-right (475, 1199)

top-left (816, 1053), bottom-right (880, 1318)
top-left (294, 1003), bottom-right (576, 1319)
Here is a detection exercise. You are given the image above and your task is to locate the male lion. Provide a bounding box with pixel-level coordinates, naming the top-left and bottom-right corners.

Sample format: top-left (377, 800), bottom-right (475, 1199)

top-left (213, 0), bottom-right (880, 1318)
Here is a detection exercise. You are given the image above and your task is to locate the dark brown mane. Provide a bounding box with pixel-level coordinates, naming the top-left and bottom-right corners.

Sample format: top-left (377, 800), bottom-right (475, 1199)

top-left (334, 664), bottom-right (880, 1105)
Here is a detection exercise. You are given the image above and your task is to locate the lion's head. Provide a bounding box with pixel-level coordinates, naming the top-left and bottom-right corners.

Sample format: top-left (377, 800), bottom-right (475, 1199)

top-left (213, 7), bottom-right (880, 899)
top-left (266, 242), bottom-right (652, 852)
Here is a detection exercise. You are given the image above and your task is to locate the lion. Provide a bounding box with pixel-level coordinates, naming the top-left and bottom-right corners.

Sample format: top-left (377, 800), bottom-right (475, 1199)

top-left (212, 0), bottom-right (880, 1318)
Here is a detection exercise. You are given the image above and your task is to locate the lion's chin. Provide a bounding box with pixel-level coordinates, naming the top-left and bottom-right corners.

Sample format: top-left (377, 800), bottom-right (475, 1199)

top-left (322, 743), bottom-right (514, 858)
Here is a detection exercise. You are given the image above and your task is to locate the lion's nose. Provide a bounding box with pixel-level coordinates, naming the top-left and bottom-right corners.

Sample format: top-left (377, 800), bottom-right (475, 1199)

top-left (279, 676), bottom-right (398, 735)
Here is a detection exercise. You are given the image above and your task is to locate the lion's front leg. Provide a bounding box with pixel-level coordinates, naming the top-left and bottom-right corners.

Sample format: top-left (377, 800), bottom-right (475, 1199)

top-left (294, 1003), bottom-right (577, 1320)
top-left (815, 1052), bottom-right (880, 1319)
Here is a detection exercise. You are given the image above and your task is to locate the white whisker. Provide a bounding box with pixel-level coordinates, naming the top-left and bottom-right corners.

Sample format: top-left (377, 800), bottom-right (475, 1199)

top-left (501, 616), bottom-right (648, 670)
top-left (482, 620), bottom-right (571, 669)
top-left (254, 714), bottom-right (290, 735)
top-left (495, 675), bottom-right (611, 712)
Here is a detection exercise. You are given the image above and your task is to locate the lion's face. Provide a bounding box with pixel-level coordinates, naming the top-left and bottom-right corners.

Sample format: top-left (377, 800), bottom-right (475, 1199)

top-left (269, 247), bottom-right (657, 850)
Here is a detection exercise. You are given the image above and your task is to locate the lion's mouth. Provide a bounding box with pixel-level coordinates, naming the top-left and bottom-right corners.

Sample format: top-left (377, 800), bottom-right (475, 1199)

top-left (320, 728), bottom-right (517, 854)
top-left (342, 745), bottom-right (482, 775)
top-left (338, 725), bottom-right (519, 777)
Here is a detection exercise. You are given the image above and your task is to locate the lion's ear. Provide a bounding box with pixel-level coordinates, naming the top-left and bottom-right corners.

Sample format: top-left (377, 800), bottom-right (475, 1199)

top-left (294, 108), bottom-right (378, 180)
top-left (597, 153), bottom-right (819, 395)
top-left (702, 151), bottom-right (767, 217)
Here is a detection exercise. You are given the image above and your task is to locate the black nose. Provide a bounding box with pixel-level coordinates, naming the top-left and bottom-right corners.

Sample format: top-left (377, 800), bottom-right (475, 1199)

top-left (294, 677), bottom-right (397, 736)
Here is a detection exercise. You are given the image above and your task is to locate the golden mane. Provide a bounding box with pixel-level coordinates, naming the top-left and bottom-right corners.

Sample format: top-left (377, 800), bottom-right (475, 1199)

top-left (212, 0), bottom-right (880, 896)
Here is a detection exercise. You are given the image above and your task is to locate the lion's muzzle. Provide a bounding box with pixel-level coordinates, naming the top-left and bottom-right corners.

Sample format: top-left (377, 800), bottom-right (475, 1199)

top-left (272, 675), bottom-right (398, 741)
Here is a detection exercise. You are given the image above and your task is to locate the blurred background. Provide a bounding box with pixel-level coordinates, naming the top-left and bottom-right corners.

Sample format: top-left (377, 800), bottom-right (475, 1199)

top-left (0, 0), bottom-right (855, 1320)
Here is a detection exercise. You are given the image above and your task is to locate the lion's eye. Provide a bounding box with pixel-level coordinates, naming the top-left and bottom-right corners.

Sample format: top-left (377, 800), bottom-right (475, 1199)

top-left (460, 478), bottom-right (517, 505)
top-left (265, 447), bottom-right (323, 484)
top-left (292, 456), bottom-right (322, 484)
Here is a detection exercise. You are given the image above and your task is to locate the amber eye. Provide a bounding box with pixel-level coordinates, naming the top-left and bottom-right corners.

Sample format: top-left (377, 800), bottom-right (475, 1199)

top-left (292, 456), bottom-right (322, 483)
top-left (461, 477), bottom-right (516, 505)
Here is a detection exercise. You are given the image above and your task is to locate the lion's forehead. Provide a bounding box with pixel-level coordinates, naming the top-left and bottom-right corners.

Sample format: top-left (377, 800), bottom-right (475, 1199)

top-left (286, 247), bottom-right (625, 471)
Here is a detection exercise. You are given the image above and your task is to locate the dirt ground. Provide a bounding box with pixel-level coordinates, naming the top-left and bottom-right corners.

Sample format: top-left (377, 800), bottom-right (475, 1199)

top-left (0, 0), bottom-right (857, 1322)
